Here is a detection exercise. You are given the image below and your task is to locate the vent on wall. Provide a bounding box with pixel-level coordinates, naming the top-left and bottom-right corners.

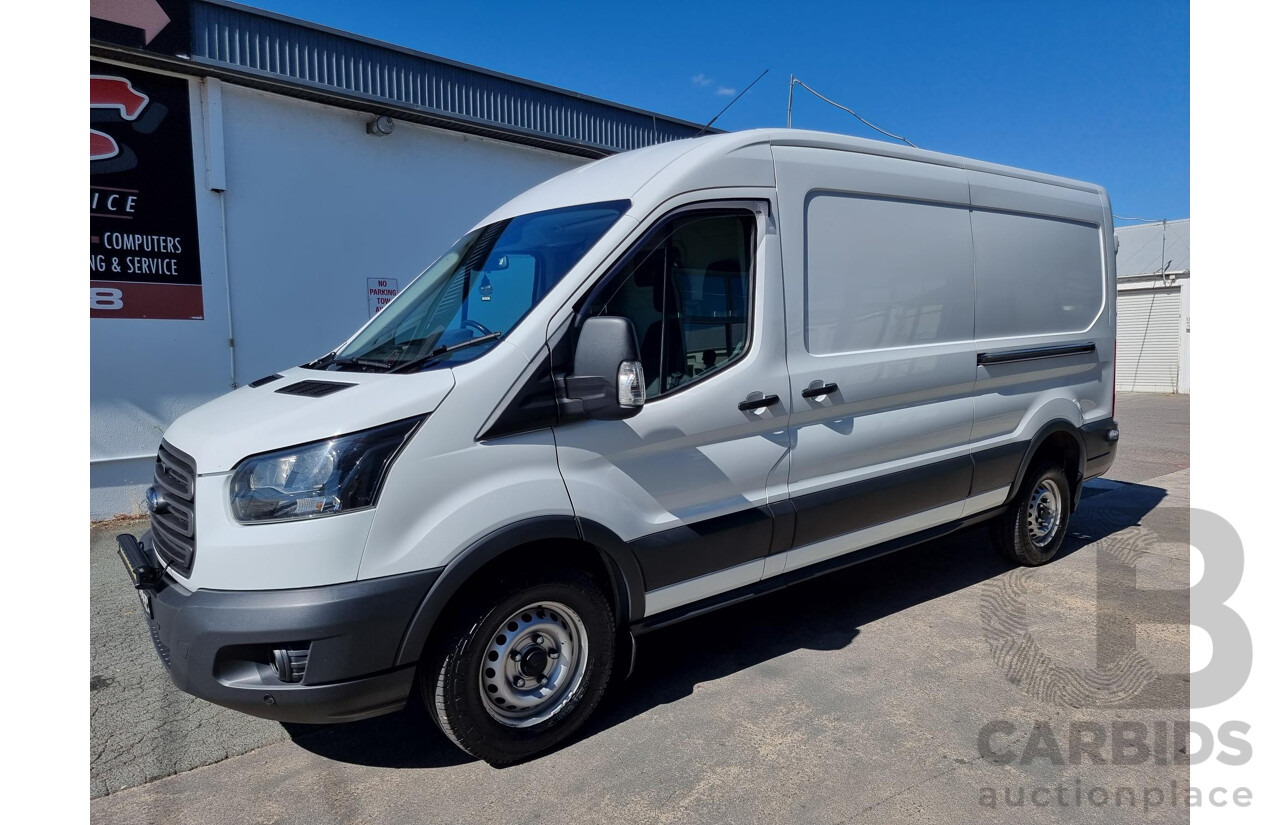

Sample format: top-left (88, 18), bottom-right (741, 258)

top-left (275, 380), bottom-right (355, 398)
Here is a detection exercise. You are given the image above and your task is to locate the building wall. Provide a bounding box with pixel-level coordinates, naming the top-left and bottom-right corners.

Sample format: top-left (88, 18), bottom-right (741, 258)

top-left (1113, 221), bottom-right (1190, 395)
top-left (91, 62), bottom-right (583, 518)
top-left (1115, 273), bottom-right (1190, 394)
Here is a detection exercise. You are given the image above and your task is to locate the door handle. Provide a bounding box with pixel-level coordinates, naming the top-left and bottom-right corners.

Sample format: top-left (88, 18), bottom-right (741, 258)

top-left (801, 382), bottom-right (839, 399)
top-left (738, 394), bottom-right (780, 412)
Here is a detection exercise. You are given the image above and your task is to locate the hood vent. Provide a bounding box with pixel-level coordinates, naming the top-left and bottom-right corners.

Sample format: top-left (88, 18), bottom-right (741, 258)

top-left (275, 380), bottom-right (355, 398)
top-left (248, 373), bottom-right (284, 387)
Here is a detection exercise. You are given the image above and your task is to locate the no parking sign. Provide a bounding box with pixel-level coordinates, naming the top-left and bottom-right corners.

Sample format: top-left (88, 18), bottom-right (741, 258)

top-left (367, 278), bottom-right (400, 317)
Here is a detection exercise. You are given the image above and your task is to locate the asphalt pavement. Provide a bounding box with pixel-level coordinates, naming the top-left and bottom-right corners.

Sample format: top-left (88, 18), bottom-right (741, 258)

top-left (90, 392), bottom-right (1191, 823)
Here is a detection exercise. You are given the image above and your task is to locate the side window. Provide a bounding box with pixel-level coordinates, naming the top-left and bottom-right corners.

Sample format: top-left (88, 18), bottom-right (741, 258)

top-left (585, 209), bottom-right (755, 398)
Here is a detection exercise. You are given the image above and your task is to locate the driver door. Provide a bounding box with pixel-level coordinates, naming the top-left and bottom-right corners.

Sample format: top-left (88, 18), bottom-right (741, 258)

top-left (553, 200), bottom-right (792, 617)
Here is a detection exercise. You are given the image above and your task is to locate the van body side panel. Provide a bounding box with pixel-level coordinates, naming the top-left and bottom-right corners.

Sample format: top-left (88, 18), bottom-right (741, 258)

top-left (966, 170), bottom-right (1114, 490)
top-left (771, 146), bottom-right (978, 566)
top-left (358, 341), bottom-right (576, 580)
top-left (184, 475), bottom-right (375, 590)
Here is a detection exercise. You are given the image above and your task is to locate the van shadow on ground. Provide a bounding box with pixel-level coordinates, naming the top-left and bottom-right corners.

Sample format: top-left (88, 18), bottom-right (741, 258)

top-left (283, 480), bottom-right (1168, 769)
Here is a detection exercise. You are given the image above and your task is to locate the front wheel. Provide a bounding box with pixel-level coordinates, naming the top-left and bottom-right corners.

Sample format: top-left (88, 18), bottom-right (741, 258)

top-left (425, 569), bottom-right (615, 765)
top-left (991, 462), bottom-right (1072, 566)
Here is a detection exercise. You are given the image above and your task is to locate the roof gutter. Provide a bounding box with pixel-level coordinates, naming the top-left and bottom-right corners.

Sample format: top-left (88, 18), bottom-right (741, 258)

top-left (92, 0), bottom-right (715, 161)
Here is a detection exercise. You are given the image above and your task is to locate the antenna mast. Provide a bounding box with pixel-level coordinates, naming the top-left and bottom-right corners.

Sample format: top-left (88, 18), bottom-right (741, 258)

top-left (696, 69), bottom-right (769, 136)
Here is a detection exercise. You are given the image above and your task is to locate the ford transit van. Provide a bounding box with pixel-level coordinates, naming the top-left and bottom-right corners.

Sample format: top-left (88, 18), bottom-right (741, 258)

top-left (117, 129), bottom-right (1119, 764)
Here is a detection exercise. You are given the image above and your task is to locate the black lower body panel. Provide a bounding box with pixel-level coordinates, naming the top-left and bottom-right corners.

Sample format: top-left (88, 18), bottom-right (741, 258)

top-left (121, 531), bottom-right (442, 724)
top-left (632, 506), bottom-right (1006, 634)
top-left (1081, 418), bottom-right (1120, 480)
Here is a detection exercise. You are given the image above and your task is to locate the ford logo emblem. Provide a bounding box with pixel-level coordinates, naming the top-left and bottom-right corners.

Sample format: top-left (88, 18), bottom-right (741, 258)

top-left (145, 486), bottom-right (170, 515)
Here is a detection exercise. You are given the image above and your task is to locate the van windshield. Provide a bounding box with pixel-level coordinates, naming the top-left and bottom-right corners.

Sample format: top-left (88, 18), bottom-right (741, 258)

top-left (319, 200), bottom-right (629, 373)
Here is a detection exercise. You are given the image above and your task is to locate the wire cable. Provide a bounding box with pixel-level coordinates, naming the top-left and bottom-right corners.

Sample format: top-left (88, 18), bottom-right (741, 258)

top-left (789, 78), bottom-right (916, 148)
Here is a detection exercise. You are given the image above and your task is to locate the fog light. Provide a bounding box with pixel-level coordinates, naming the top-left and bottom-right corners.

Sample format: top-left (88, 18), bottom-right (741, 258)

top-left (270, 647), bottom-right (309, 683)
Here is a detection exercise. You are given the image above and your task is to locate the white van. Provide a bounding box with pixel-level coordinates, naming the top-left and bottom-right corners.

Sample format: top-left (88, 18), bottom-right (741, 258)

top-left (117, 129), bottom-right (1119, 764)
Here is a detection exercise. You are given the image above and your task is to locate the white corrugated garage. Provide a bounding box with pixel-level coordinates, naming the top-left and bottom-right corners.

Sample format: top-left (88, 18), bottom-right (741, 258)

top-left (1116, 287), bottom-right (1182, 392)
top-left (1113, 220), bottom-right (1190, 394)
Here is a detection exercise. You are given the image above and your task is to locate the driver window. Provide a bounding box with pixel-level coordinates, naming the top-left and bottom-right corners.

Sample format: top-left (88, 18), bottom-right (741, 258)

top-left (585, 209), bottom-right (755, 399)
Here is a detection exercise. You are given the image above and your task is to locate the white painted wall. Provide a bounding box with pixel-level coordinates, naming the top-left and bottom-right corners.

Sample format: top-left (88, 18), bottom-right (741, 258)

top-left (90, 71), bottom-right (583, 519)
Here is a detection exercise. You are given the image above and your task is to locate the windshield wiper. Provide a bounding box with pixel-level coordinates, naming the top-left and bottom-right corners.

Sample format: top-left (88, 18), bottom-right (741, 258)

top-left (328, 355), bottom-right (396, 371)
top-left (388, 331), bottom-right (503, 374)
top-left (304, 350), bottom-right (338, 368)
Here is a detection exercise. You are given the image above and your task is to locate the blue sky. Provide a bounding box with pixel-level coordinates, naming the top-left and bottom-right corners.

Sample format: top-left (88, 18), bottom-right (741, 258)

top-left (247, 0), bottom-right (1188, 222)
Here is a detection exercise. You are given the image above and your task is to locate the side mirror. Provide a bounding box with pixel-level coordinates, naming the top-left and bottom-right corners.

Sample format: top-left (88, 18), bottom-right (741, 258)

top-left (564, 316), bottom-right (645, 420)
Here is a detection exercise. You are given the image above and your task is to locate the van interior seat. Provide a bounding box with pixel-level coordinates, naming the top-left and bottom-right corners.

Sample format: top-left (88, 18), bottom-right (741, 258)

top-left (640, 270), bottom-right (686, 390)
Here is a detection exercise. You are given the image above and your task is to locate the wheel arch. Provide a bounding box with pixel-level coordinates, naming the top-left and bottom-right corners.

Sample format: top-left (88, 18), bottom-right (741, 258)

top-left (1007, 419), bottom-right (1087, 510)
top-left (395, 516), bottom-right (645, 667)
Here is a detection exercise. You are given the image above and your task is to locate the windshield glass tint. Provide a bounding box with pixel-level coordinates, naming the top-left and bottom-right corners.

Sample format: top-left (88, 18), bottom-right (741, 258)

top-left (329, 200), bottom-right (629, 371)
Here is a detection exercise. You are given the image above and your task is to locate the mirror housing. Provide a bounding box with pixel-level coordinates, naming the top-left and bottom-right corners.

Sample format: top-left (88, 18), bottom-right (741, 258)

top-left (563, 316), bottom-right (645, 420)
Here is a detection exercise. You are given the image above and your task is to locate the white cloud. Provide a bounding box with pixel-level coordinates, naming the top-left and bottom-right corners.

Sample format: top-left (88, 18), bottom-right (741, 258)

top-left (691, 73), bottom-right (714, 87)
top-left (716, 86), bottom-right (736, 96)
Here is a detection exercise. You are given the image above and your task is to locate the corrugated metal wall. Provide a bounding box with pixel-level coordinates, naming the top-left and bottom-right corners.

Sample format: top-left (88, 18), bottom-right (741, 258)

top-left (1116, 287), bottom-right (1182, 393)
top-left (189, 1), bottom-right (704, 156)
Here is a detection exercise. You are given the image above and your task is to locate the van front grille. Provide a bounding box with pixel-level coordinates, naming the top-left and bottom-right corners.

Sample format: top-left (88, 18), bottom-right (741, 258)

top-left (152, 441), bottom-right (197, 577)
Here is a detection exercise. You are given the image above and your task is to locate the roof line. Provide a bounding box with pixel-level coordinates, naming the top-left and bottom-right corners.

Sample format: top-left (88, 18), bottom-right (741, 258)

top-left (199, 0), bottom-right (711, 132)
top-left (1115, 218), bottom-right (1191, 229)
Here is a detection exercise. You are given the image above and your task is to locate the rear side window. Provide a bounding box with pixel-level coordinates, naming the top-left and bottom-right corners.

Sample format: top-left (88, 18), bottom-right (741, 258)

top-left (804, 194), bottom-right (974, 354)
top-left (585, 210), bottom-right (755, 398)
top-left (972, 210), bottom-right (1104, 339)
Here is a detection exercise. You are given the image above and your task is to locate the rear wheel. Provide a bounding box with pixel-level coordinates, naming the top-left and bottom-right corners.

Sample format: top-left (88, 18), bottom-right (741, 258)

top-left (424, 569), bottom-right (615, 765)
top-left (991, 462), bottom-right (1071, 566)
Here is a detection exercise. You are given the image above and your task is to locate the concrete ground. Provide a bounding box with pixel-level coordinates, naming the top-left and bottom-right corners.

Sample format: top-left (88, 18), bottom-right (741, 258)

top-left (1104, 392), bottom-right (1189, 485)
top-left (91, 392), bottom-right (1190, 823)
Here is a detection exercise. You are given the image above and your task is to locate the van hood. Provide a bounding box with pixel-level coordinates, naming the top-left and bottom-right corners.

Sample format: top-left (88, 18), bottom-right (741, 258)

top-left (162, 366), bottom-right (456, 474)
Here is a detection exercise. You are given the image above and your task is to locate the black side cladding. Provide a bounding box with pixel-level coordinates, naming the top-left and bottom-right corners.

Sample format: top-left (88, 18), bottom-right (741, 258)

top-left (789, 455), bottom-right (973, 548)
top-left (630, 506), bottom-right (774, 590)
top-left (970, 441), bottom-right (1026, 497)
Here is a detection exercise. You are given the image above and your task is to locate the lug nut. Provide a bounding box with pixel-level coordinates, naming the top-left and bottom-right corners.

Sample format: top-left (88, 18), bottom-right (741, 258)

top-left (512, 652), bottom-right (522, 662)
top-left (548, 649), bottom-right (560, 659)
top-left (540, 676), bottom-right (548, 685)
top-left (533, 634), bottom-right (543, 645)
top-left (514, 677), bottom-right (526, 688)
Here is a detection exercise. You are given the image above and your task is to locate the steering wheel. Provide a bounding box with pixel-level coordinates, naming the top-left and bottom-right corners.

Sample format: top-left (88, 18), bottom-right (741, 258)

top-left (462, 318), bottom-right (494, 336)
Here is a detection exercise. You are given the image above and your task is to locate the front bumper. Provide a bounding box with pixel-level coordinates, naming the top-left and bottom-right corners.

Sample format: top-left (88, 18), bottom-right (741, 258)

top-left (118, 531), bottom-right (442, 724)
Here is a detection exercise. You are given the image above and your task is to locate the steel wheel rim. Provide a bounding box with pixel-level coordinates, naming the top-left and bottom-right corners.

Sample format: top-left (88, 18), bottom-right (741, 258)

top-left (478, 600), bottom-right (589, 728)
top-left (1027, 478), bottom-right (1063, 548)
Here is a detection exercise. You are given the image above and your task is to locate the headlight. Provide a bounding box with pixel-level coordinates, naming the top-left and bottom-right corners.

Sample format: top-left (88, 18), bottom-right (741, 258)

top-left (229, 417), bottom-right (423, 523)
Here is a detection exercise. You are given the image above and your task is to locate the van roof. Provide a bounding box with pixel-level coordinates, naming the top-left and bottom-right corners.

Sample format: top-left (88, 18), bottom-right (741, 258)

top-left (479, 128), bottom-right (1106, 227)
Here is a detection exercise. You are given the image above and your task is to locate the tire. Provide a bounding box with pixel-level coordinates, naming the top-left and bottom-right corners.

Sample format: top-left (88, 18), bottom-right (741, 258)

top-left (424, 568), bottom-right (615, 765)
top-left (991, 462), bottom-right (1072, 566)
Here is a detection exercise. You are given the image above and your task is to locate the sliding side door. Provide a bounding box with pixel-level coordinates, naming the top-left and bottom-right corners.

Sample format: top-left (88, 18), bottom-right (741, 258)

top-left (771, 146), bottom-right (978, 574)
